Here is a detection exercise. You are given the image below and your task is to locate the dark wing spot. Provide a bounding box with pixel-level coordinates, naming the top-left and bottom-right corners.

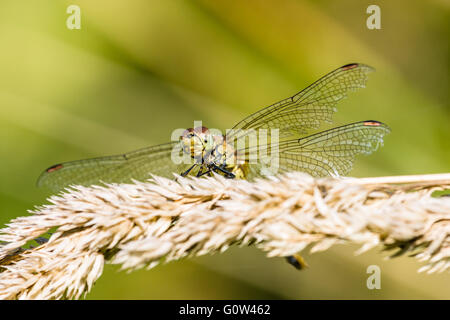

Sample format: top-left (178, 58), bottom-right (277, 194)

top-left (46, 164), bottom-right (63, 173)
top-left (181, 128), bottom-right (194, 139)
top-left (363, 120), bottom-right (382, 126)
top-left (341, 63), bottom-right (359, 71)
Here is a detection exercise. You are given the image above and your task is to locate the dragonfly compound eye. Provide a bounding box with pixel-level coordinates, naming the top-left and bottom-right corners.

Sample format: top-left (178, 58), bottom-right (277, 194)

top-left (194, 126), bottom-right (210, 134)
top-left (180, 128), bottom-right (195, 140)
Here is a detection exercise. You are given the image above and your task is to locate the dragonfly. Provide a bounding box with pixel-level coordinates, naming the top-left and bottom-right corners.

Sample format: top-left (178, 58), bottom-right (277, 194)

top-left (38, 62), bottom-right (390, 191)
top-left (38, 63), bottom-right (390, 268)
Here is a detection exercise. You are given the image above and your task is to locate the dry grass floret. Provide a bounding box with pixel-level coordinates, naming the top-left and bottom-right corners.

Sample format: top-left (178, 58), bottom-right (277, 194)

top-left (0, 172), bottom-right (449, 299)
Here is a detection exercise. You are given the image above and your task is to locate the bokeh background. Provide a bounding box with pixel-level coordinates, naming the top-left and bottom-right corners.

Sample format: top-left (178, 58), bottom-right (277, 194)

top-left (0, 0), bottom-right (449, 299)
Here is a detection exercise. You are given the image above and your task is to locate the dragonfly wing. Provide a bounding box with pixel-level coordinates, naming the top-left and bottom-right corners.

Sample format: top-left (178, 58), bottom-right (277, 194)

top-left (228, 63), bottom-right (374, 139)
top-left (37, 141), bottom-right (191, 192)
top-left (242, 121), bottom-right (390, 180)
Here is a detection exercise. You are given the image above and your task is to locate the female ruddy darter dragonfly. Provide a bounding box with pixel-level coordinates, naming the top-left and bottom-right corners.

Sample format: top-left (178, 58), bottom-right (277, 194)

top-left (38, 63), bottom-right (390, 269)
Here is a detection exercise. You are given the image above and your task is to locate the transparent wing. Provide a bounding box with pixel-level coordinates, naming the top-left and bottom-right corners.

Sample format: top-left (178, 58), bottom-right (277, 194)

top-left (37, 141), bottom-right (191, 192)
top-left (227, 63), bottom-right (374, 140)
top-left (241, 121), bottom-right (390, 180)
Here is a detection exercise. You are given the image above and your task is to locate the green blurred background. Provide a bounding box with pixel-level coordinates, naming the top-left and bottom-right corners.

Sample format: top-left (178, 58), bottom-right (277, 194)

top-left (0, 0), bottom-right (449, 299)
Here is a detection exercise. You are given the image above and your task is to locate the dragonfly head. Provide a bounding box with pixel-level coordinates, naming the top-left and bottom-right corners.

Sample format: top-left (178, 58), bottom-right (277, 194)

top-left (180, 126), bottom-right (215, 161)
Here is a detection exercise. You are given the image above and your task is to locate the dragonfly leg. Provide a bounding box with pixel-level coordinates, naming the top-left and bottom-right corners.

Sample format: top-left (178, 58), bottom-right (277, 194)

top-left (212, 164), bottom-right (235, 179)
top-left (181, 164), bottom-right (196, 177)
top-left (197, 168), bottom-right (212, 177)
top-left (196, 166), bottom-right (204, 177)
